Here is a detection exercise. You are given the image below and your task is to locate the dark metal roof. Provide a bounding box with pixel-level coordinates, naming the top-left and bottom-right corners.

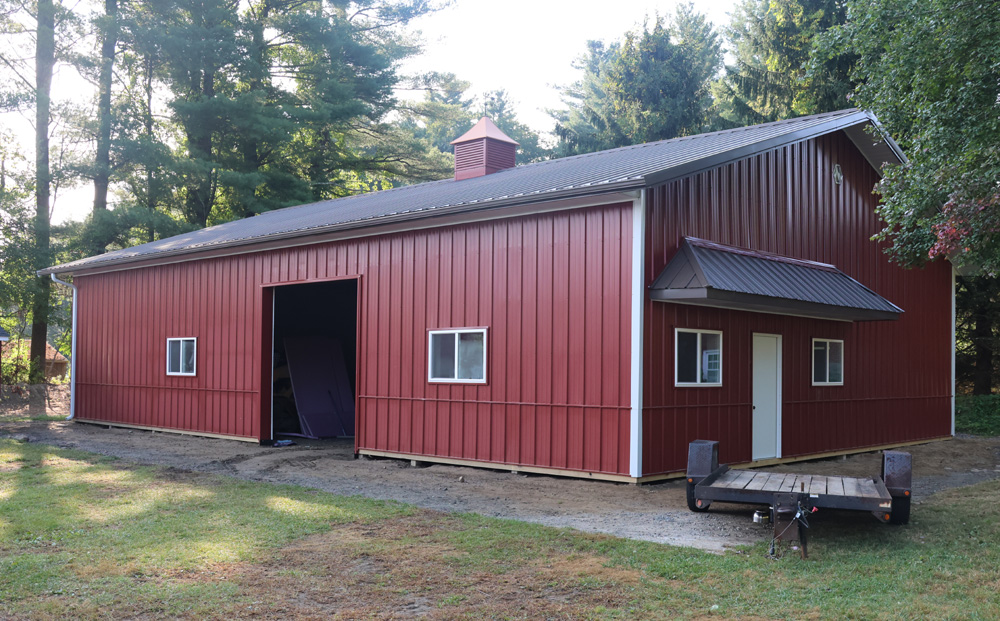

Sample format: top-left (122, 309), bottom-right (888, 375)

top-left (649, 238), bottom-right (904, 322)
top-left (42, 108), bottom-right (901, 276)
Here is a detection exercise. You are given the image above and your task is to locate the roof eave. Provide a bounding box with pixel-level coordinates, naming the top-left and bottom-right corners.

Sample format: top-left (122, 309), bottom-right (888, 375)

top-left (649, 288), bottom-right (902, 322)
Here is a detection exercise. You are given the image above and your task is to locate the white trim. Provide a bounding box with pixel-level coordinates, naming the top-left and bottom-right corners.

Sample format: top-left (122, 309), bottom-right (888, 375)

top-left (951, 267), bottom-right (957, 436)
top-left (427, 328), bottom-right (488, 384)
top-left (674, 328), bottom-right (723, 387)
top-left (166, 337), bottom-right (197, 376)
top-left (811, 338), bottom-right (844, 386)
top-left (50, 274), bottom-right (78, 419)
top-left (629, 191), bottom-right (646, 478)
top-left (63, 192), bottom-right (642, 278)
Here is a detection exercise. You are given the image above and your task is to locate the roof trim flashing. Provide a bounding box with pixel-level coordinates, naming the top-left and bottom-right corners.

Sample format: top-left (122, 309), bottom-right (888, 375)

top-left (649, 288), bottom-right (902, 322)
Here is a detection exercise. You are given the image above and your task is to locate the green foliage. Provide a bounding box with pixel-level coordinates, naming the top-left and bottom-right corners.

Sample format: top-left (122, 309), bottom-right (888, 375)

top-left (0, 339), bottom-right (31, 384)
top-left (399, 77), bottom-right (551, 166)
top-left (715, 0), bottom-right (853, 126)
top-left (820, 0), bottom-right (1000, 273)
top-left (482, 89), bottom-right (551, 164)
top-left (956, 395), bottom-right (1000, 436)
top-left (553, 5), bottom-right (722, 156)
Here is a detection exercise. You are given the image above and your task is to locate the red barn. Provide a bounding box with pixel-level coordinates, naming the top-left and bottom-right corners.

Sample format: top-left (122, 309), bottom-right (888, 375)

top-left (42, 111), bottom-right (954, 483)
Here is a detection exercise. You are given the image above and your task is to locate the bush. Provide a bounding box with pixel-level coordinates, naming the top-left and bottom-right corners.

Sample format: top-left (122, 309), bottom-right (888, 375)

top-left (0, 339), bottom-right (31, 385)
top-left (955, 394), bottom-right (1000, 437)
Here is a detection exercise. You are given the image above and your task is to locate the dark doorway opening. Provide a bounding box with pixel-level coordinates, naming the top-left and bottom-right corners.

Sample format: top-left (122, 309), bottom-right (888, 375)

top-left (271, 279), bottom-right (358, 438)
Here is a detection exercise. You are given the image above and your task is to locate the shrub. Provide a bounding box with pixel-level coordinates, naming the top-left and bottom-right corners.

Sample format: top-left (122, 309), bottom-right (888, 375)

top-left (955, 394), bottom-right (1000, 437)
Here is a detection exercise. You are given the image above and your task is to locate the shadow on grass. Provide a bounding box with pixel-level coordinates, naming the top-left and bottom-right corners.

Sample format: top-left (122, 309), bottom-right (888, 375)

top-left (0, 439), bottom-right (410, 617)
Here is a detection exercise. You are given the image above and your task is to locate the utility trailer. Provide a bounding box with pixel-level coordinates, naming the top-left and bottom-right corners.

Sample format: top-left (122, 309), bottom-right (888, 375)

top-left (685, 440), bottom-right (912, 557)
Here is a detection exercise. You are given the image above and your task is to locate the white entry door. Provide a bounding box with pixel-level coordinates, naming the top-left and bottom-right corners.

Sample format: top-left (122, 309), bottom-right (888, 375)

top-left (752, 334), bottom-right (782, 460)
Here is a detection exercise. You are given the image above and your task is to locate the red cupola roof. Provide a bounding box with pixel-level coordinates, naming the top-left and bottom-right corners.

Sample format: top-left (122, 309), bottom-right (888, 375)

top-left (450, 117), bottom-right (519, 180)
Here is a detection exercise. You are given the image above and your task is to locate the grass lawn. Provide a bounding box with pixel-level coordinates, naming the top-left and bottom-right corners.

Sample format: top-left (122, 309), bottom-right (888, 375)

top-left (2, 438), bottom-right (1000, 619)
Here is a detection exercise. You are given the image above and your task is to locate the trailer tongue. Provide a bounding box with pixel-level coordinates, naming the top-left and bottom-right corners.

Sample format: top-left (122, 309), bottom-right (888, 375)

top-left (685, 440), bottom-right (912, 558)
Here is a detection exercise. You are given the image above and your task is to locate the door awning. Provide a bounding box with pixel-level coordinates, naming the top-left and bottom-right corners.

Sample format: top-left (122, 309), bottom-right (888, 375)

top-left (649, 238), bottom-right (903, 322)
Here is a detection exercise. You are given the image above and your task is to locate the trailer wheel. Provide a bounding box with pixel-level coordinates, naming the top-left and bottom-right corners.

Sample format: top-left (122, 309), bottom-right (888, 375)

top-left (889, 497), bottom-right (910, 525)
top-left (687, 482), bottom-right (710, 512)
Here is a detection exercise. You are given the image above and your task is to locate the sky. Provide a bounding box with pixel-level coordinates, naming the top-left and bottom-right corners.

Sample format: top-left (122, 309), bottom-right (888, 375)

top-left (6, 0), bottom-right (739, 225)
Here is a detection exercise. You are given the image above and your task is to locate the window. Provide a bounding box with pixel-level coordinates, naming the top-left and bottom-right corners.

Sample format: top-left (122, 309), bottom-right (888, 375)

top-left (812, 339), bottom-right (844, 385)
top-left (675, 329), bottom-right (722, 386)
top-left (166, 338), bottom-right (197, 376)
top-left (428, 328), bottom-right (487, 383)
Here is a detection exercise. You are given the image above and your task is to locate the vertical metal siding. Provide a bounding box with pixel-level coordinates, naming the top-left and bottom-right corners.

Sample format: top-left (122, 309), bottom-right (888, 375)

top-left (74, 202), bottom-right (634, 476)
top-left (642, 132), bottom-right (952, 475)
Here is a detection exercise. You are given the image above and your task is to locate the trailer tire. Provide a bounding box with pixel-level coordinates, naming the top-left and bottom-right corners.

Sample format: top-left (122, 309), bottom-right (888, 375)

top-left (687, 482), bottom-right (709, 512)
top-left (889, 496), bottom-right (910, 525)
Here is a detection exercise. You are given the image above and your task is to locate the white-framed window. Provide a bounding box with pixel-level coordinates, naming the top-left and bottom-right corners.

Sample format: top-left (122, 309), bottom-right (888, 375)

top-left (166, 337), bottom-right (197, 376)
top-left (675, 328), bottom-right (722, 386)
top-left (812, 338), bottom-right (844, 386)
top-left (428, 328), bottom-right (487, 384)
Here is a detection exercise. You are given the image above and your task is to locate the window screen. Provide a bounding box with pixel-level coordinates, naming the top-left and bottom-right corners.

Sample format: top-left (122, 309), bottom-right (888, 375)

top-left (429, 328), bottom-right (487, 383)
top-left (167, 338), bottom-right (196, 375)
top-left (675, 329), bottom-right (723, 386)
top-left (813, 339), bottom-right (844, 385)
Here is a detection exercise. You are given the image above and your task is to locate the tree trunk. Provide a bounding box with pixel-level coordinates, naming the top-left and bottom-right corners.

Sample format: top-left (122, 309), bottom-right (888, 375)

top-left (29, 0), bottom-right (55, 384)
top-left (973, 302), bottom-right (994, 395)
top-left (92, 0), bottom-right (119, 239)
top-left (184, 69), bottom-right (216, 227)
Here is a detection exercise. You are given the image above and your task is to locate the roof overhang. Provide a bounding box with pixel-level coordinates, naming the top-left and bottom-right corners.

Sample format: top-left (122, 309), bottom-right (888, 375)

top-left (649, 238), bottom-right (904, 322)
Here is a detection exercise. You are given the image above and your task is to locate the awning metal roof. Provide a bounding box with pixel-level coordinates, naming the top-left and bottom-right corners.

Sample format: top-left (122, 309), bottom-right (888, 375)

top-left (649, 238), bottom-right (904, 322)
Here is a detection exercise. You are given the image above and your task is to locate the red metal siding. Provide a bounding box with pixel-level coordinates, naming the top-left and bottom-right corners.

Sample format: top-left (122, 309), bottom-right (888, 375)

top-left (75, 202), bottom-right (634, 476)
top-left (641, 131), bottom-right (952, 475)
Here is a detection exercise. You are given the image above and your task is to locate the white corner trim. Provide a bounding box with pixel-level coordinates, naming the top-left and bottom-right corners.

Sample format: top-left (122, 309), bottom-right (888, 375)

top-left (629, 190), bottom-right (646, 478)
top-left (951, 267), bottom-right (957, 436)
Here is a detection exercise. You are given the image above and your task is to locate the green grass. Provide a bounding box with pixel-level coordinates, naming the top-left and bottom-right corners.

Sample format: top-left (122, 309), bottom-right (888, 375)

top-left (2, 437), bottom-right (1000, 618)
top-left (956, 394), bottom-right (1000, 436)
top-left (0, 439), bottom-right (410, 617)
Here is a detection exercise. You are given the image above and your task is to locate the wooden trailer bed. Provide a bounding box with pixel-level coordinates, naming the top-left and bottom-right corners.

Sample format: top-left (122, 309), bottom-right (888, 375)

top-left (685, 440), bottom-right (913, 557)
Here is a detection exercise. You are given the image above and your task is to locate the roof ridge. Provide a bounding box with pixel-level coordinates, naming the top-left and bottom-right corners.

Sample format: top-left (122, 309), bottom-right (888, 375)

top-left (508, 108), bottom-right (862, 172)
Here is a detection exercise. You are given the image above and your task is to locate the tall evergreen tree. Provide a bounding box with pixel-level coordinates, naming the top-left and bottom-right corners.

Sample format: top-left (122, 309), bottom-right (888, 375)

top-left (553, 5), bottom-right (722, 156)
top-left (714, 0), bottom-right (853, 126)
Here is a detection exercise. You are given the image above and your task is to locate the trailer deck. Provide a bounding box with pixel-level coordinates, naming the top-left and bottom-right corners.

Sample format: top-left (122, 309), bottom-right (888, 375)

top-left (685, 440), bottom-right (912, 558)
top-left (697, 468), bottom-right (894, 513)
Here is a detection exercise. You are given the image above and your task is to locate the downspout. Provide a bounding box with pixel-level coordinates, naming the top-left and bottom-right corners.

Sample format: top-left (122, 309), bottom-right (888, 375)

top-left (49, 273), bottom-right (77, 420)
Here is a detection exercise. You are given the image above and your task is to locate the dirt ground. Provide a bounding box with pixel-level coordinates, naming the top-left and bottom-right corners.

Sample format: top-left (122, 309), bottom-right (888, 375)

top-left (3, 386), bottom-right (1000, 553)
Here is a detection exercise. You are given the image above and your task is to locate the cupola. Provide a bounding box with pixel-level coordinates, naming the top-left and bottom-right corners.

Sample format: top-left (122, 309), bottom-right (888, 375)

top-left (450, 117), bottom-right (519, 180)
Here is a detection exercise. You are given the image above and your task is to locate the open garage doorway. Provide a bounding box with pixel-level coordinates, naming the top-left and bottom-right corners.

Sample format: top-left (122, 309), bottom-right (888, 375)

top-left (270, 278), bottom-right (358, 439)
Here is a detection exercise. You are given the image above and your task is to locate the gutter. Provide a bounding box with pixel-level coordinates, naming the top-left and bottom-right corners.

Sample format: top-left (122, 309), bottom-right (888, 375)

top-left (49, 273), bottom-right (77, 420)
